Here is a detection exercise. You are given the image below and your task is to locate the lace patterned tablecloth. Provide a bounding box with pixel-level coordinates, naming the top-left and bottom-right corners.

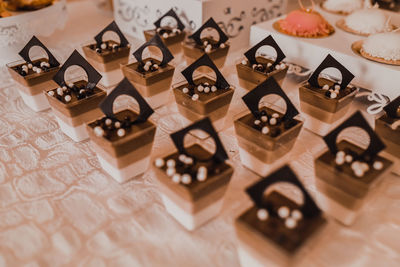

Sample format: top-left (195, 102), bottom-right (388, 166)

top-left (0, 1), bottom-right (399, 266)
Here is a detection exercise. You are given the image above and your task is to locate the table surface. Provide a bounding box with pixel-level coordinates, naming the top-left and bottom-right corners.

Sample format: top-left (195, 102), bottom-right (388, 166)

top-left (0, 1), bottom-right (399, 266)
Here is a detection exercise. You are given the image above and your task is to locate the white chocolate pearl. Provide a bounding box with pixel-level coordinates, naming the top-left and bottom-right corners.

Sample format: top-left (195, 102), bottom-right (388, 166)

top-left (162, 32), bottom-right (169, 38)
top-left (257, 64), bottom-right (263, 69)
top-left (269, 118), bottom-right (277, 125)
top-left (166, 159), bottom-right (176, 168)
top-left (261, 126), bottom-right (270, 135)
top-left (114, 121), bottom-right (121, 128)
top-left (172, 174), bottom-right (181, 184)
top-left (182, 87), bottom-right (189, 94)
top-left (178, 154), bottom-right (186, 162)
top-left (280, 63), bottom-right (286, 69)
top-left (192, 94), bottom-right (199, 101)
top-left (257, 209), bottom-right (269, 221)
top-left (32, 66), bottom-right (37, 72)
top-left (220, 43), bottom-right (226, 48)
top-left (335, 156), bottom-right (345, 165)
top-left (94, 126), bottom-right (104, 137)
top-left (117, 128), bottom-right (126, 137)
top-left (354, 168), bottom-right (364, 177)
top-left (79, 89), bottom-right (85, 94)
top-left (285, 218), bottom-right (297, 229)
top-left (360, 162), bottom-right (369, 172)
top-left (211, 85), bottom-right (217, 92)
top-left (204, 82), bottom-right (209, 86)
top-left (198, 166), bottom-right (207, 174)
top-left (68, 82), bottom-right (74, 88)
top-left (47, 91), bottom-right (55, 96)
top-left (64, 95), bottom-right (71, 102)
top-left (373, 161), bottom-right (383, 170)
top-left (184, 157), bottom-right (193, 165)
top-left (261, 116), bottom-right (268, 122)
top-left (267, 62), bottom-right (272, 67)
top-left (166, 167), bottom-right (175, 177)
top-left (100, 43), bottom-right (107, 49)
top-left (272, 113), bottom-right (279, 118)
top-left (291, 209), bottom-right (303, 220)
top-left (143, 65), bottom-right (150, 72)
top-left (36, 68), bottom-right (42, 74)
top-left (154, 158), bottom-right (165, 168)
top-left (197, 171), bottom-right (207, 182)
top-left (153, 64), bottom-right (159, 70)
top-left (334, 85), bottom-right (340, 90)
top-left (278, 206), bottom-right (290, 218)
top-left (28, 63), bottom-right (33, 69)
top-left (145, 61), bottom-right (152, 66)
top-left (252, 64), bottom-right (257, 70)
top-left (337, 151), bottom-right (345, 158)
top-left (105, 118), bottom-right (112, 126)
top-left (197, 85), bottom-right (204, 92)
top-left (181, 174), bottom-right (192, 184)
top-left (205, 45), bottom-right (212, 53)
top-left (57, 88), bottom-right (63, 96)
top-left (203, 40), bottom-right (208, 46)
top-left (62, 86), bottom-right (67, 91)
top-left (204, 87), bottom-right (210, 93)
top-left (345, 155), bottom-right (353, 163)
top-left (322, 84), bottom-right (330, 90)
top-left (241, 59), bottom-right (248, 65)
top-left (330, 92), bottom-right (337, 99)
top-left (254, 120), bottom-right (261, 125)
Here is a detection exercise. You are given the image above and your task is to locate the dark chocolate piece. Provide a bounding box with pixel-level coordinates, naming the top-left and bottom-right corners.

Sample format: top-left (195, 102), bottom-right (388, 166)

top-left (242, 77), bottom-right (298, 121)
top-left (189, 17), bottom-right (228, 46)
top-left (244, 35), bottom-right (285, 66)
top-left (18, 36), bottom-right (59, 67)
top-left (246, 165), bottom-right (321, 218)
top-left (132, 34), bottom-right (174, 66)
top-left (181, 54), bottom-right (229, 89)
top-left (100, 77), bottom-right (154, 122)
top-left (53, 50), bottom-right (102, 90)
top-left (154, 8), bottom-right (185, 31)
top-left (323, 111), bottom-right (385, 160)
top-left (94, 21), bottom-right (129, 48)
top-left (308, 54), bottom-right (354, 91)
top-left (383, 95), bottom-right (400, 118)
top-left (170, 117), bottom-right (228, 163)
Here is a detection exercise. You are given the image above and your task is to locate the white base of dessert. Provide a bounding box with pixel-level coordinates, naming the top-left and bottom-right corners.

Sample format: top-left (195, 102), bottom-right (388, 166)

top-left (237, 244), bottom-right (283, 267)
top-left (98, 68), bottom-right (124, 88)
top-left (181, 116), bottom-right (225, 139)
top-left (97, 154), bottom-right (150, 183)
top-left (19, 89), bottom-right (50, 112)
top-left (302, 112), bottom-right (347, 136)
top-left (144, 89), bottom-right (171, 109)
top-left (316, 192), bottom-right (357, 226)
top-left (238, 147), bottom-right (290, 177)
top-left (55, 117), bottom-right (89, 142)
top-left (381, 151), bottom-right (400, 176)
top-left (161, 193), bottom-right (224, 231)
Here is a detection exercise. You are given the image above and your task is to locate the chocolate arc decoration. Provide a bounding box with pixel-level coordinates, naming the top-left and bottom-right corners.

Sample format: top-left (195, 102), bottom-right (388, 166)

top-left (94, 21), bottom-right (129, 48)
top-left (323, 111), bottom-right (385, 160)
top-left (18, 35), bottom-right (60, 67)
top-left (153, 8), bottom-right (185, 31)
top-left (132, 34), bottom-right (174, 66)
top-left (244, 35), bottom-right (286, 66)
top-left (170, 117), bottom-right (229, 163)
top-left (308, 54), bottom-right (355, 91)
top-left (181, 53), bottom-right (230, 89)
top-left (242, 77), bottom-right (299, 121)
top-left (189, 17), bottom-right (229, 46)
top-left (383, 95), bottom-right (400, 118)
top-left (246, 165), bottom-right (321, 218)
top-left (99, 77), bottom-right (154, 122)
top-left (53, 50), bottom-right (102, 90)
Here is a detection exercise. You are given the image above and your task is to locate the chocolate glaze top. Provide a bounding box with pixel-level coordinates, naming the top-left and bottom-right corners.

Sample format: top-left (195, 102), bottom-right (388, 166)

top-left (11, 58), bottom-right (59, 78)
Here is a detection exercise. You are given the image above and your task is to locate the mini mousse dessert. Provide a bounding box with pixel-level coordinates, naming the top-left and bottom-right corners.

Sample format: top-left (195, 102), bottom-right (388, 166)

top-left (299, 54), bottom-right (358, 136)
top-left (322, 0), bottom-right (363, 14)
top-left (235, 165), bottom-right (327, 267)
top-left (121, 34), bottom-right (175, 108)
top-left (82, 21), bottom-right (130, 88)
top-left (234, 77), bottom-right (303, 177)
top-left (375, 95), bottom-right (400, 175)
top-left (87, 78), bottom-right (156, 183)
top-left (182, 17), bottom-right (230, 70)
top-left (153, 117), bottom-right (234, 231)
top-left (45, 50), bottom-right (106, 142)
top-left (7, 36), bottom-right (60, 111)
top-left (315, 111), bottom-right (393, 225)
top-left (143, 8), bottom-right (186, 56)
top-left (236, 35), bottom-right (288, 90)
top-left (172, 54), bottom-right (234, 138)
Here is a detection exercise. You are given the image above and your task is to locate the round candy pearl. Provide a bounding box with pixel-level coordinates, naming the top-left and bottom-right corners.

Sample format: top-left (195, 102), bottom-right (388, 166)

top-left (172, 174), bottom-right (181, 184)
top-left (28, 63), bottom-right (33, 69)
top-left (166, 159), bottom-right (176, 168)
top-left (267, 63), bottom-right (272, 67)
top-left (94, 126), bottom-right (104, 137)
top-left (47, 91), bottom-right (55, 96)
top-left (254, 120), bottom-right (261, 125)
top-left (57, 88), bottom-right (63, 96)
top-left (100, 43), bottom-right (107, 49)
top-left (114, 121), bottom-right (121, 128)
top-left (241, 59), bottom-right (248, 65)
top-left (197, 172), bottom-right (207, 182)
top-left (280, 63), bottom-right (286, 69)
top-left (373, 161), bottom-right (383, 170)
top-left (211, 86), bottom-right (217, 92)
top-left (203, 40), bottom-right (208, 46)
top-left (291, 209), bottom-right (302, 220)
top-left (143, 65), bottom-right (150, 71)
top-left (269, 118), bottom-right (277, 125)
top-left (204, 87), bottom-right (210, 93)
top-left (285, 218), bottom-right (297, 229)
top-left (105, 118), bottom-right (112, 126)
top-left (162, 33), bottom-right (169, 38)
top-left (345, 155), bottom-right (353, 163)
top-left (330, 92), bottom-right (337, 99)
top-left (354, 168), bottom-right (364, 177)
top-left (257, 209), bottom-right (269, 221)
top-left (192, 94), bottom-right (199, 101)
top-left (197, 85), bottom-right (204, 92)
top-left (335, 156), bottom-right (345, 165)
top-left (272, 113), bottom-right (279, 118)
top-left (178, 154), bottom-right (186, 162)
top-left (182, 87), bottom-right (189, 94)
top-left (166, 168), bottom-right (175, 177)
top-left (322, 84), bottom-right (330, 90)
top-left (261, 127), bottom-right (270, 135)
top-left (337, 151), bottom-right (345, 158)
top-left (64, 95), bottom-right (71, 102)
top-left (261, 116), bottom-right (268, 122)
top-left (184, 157), bottom-right (193, 165)
top-left (334, 85), bottom-right (340, 90)
top-left (181, 174), bottom-right (192, 184)
top-left (278, 206), bottom-right (290, 218)
top-left (117, 128), bottom-right (126, 137)
top-left (220, 43), bottom-right (226, 48)
top-left (205, 45), bottom-right (212, 53)
top-left (154, 158), bottom-right (165, 168)
top-left (153, 64), bottom-right (159, 70)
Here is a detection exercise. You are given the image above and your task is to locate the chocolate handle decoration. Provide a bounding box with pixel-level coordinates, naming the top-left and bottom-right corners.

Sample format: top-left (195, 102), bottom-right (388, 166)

top-left (170, 117), bottom-right (229, 163)
top-left (94, 21), bottom-right (129, 48)
top-left (18, 36), bottom-right (60, 67)
top-left (244, 35), bottom-right (286, 66)
top-left (181, 53), bottom-right (230, 89)
top-left (246, 165), bottom-right (321, 218)
top-left (308, 54), bottom-right (355, 91)
top-left (242, 77), bottom-right (299, 120)
top-left (154, 8), bottom-right (185, 31)
top-left (383, 95), bottom-right (400, 118)
top-left (53, 50), bottom-right (102, 89)
top-left (99, 77), bottom-right (154, 121)
top-left (132, 34), bottom-right (174, 66)
top-left (189, 17), bottom-right (229, 46)
top-left (323, 111), bottom-right (385, 159)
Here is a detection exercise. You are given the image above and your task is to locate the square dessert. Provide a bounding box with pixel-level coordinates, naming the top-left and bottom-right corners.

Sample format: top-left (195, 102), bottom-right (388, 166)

top-left (87, 78), bottom-right (156, 183)
top-left (45, 50), bottom-right (106, 142)
top-left (82, 21), bottom-right (131, 88)
top-left (172, 54), bottom-right (234, 139)
top-left (234, 77), bottom-right (303, 176)
top-left (236, 35), bottom-right (288, 90)
top-left (299, 54), bottom-right (358, 136)
top-left (315, 111), bottom-right (393, 225)
top-left (235, 166), bottom-right (327, 267)
top-left (143, 8), bottom-right (186, 56)
top-left (153, 118), bottom-right (234, 231)
top-left (182, 17), bottom-right (230, 71)
top-left (375, 96), bottom-right (400, 175)
top-left (7, 36), bottom-right (60, 112)
top-left (121, 34), bottom-right (175, 108)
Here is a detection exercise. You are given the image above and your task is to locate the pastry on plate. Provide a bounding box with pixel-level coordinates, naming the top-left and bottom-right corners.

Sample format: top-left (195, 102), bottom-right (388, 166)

top-left (321, 0), bottom-right (363, 14)
top-left (7, 36), bottom-right (60, 111)
top-left (153, 117), bottom-right (234, 231)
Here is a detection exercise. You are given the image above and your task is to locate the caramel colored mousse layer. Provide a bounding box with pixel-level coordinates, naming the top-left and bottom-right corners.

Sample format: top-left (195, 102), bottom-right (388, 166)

top-left (82, 40), bottom-right (130, 72)
top-left (375, 114), bottom-right (400, 158)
